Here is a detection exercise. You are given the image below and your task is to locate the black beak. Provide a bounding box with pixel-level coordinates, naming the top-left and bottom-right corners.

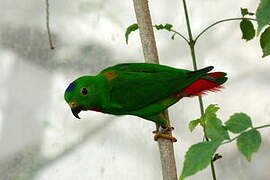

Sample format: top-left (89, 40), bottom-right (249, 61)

top-left (71, 106), bottom-right (82, 119)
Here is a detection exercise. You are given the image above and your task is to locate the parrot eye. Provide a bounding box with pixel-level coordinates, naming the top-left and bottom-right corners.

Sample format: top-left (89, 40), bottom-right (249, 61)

top-left (80, 87), bottom-right (88, 96)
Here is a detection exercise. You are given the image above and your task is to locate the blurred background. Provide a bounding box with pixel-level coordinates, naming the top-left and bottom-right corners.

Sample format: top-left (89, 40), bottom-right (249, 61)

top-left (0, 0), bottom-right (269, 179)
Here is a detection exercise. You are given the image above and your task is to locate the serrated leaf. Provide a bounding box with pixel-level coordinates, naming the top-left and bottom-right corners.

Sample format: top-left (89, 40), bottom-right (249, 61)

top-left (256, 0), bottom-right (270, 33)
top-left (205, 116), bottom-right (230, 142)
top-left (205, 104), bottom-right (220, 114)
top-left (200, 104), bottom-right (220, 127)
top-left (125, 24), bottom-right (138, 44)
top-left (164, 24), bottom-right (173, 31)
top-left (240, 19), bottom-right (256, 41)
top-left (225, 113), bottom-right (252, 133)
top-left (241, 8), bottom-right (254, 17)
top-left (189, 119), bottom-right (200, 132)
top-left (180, 141), bottom-right (221, 180)
top-left (154, 24), bottom-right (163, 30)
top-left (237, 129), bottom-right (261, 161)
top-left (154, 24), bottom-right (173, 31)
top-left (260, 27), bottom-right (270, 57)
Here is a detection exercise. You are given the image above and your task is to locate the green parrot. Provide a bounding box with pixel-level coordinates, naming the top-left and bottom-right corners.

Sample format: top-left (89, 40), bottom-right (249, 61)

top-left (64, 63), bottom-right (227, 141)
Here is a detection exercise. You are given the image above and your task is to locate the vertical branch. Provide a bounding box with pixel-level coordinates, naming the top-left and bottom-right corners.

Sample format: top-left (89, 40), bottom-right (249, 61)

top-left (182, 0), bottom-right (205, 115)
top-left (45, 0), bottom-right (55, 49)
top-left (132, 0), bottom-right (178, 180)
top-left (181, 0), bottom-right (217, 179)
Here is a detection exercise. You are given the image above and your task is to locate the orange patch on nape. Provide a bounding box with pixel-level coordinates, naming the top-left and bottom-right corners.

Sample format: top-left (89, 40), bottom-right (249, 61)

top-left (101, 70), bottom-right (118, 81)
top-left (182, 79), bottom-right (223, 97)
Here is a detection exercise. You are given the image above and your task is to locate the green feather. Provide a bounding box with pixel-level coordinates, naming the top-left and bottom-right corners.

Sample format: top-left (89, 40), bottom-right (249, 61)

top-left (64, 63), bottom-right (227, 126)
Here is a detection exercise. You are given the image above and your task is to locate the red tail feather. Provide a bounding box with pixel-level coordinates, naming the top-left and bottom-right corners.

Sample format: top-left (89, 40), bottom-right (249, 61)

top-left (181, 72), bottom-right (224, 97)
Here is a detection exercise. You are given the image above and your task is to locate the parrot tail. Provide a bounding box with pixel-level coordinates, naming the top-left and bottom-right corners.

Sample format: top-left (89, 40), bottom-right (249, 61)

top-left (182, 71), bottom-right (228, 97)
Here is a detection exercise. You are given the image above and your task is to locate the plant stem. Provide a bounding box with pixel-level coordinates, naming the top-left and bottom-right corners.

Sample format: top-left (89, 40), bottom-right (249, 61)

top-left (152, 25), bottom-right (189, 44)
top-left (170, 29), bottom-right (190, 44)
top-left (182, 0), bottom-right (217, 179)
top-left (194, 17), bottom-right (256, 43)
top-left (222, 124), bottom-right (270, 145)
top-left (133, 0), bottom-right (178, 179)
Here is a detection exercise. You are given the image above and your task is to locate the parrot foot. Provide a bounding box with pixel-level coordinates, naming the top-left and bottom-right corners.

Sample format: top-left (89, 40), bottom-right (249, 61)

top-left (152, 127), bottom-right (177, 142)
top-left (152, 126), bottom-right (174, 134)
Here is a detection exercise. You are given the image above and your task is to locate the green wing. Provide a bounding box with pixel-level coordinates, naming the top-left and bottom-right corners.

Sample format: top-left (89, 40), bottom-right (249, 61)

top-left (100, 63), bottom-right (211, 112)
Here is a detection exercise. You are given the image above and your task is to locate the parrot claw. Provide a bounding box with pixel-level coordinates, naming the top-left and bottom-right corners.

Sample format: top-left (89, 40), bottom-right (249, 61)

top-left (153, 127), bottom-right (177, 142)
top-left (153, 132), bottom-right (177, 142)
top-left (163, 126), bottom-right (174, 133)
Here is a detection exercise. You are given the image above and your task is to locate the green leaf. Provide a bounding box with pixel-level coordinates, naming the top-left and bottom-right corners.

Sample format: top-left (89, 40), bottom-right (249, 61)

top-left (240, 19), bottom-right (256, 41)
top-left (125, 24), bottom-right (138, 44)
top-left (241, 8), bottom-right (254, 17)
top-left (256, 0), bottom-right (270, 33)
top-left (260, 26), bottom-right (270, 57)
top-left (225, 113), bottom-right (252, 133)
top-left (189, 119), bottom-right (200, 132)
top-left (237, 129), bottom-right (262, 161)
top-left (164, 24), bottom-right (173, 31)
top-left (205, 104), bottom-right (220, 114)
top-left (200, 104), bottom-right (220, 127)
top-left (188, 104), bottom-right (220, 133)
top-left (180, 141), bottom-right (221, 180)
top-left (201, 105), bottom-right (229, 141)
top-left (154, 24), bottom-right (173, 31)
top-left (205, 116), bottom-right (230, 142)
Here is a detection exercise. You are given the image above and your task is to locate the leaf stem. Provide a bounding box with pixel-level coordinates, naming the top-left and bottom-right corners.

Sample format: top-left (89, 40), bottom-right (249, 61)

top-left (194, 17), bottom-right (257, 43)
top-left (170, 29), bottom-right (190, 44)
top-left (181, 0), bottom-right (217, 179)
top-left (152, 25), bottom-right (190, 44)
top-left (222, 124), bottom-right (270, 145)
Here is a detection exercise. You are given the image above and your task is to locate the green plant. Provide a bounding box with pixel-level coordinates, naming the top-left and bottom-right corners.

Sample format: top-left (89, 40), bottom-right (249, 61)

top-left (126, 0), bottom-right (270, 179)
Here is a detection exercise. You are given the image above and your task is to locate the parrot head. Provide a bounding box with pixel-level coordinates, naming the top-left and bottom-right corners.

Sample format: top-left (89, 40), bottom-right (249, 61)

top-left (64, 76), bottom-right (98, 119)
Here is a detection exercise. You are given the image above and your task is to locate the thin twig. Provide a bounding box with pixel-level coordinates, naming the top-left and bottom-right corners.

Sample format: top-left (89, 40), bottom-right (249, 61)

top-left (152, 25), bottom-right (189, 44)
top-left (222, 124), bottom-right (270, 145)
top-left (132, 0), bottom-right (178, 179)
top-left (46, 0), bottom-right (55, 49)
top-left (181, 0), bottom-right (217, 179)
top-left (194, 17), bottom-right (257, 43)
top-left (170, 29), bottom-right (190, 44)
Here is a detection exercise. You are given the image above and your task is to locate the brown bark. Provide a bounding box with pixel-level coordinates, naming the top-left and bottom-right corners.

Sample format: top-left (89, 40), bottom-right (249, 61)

top-left (132, 0), bottom-right (178, 179)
